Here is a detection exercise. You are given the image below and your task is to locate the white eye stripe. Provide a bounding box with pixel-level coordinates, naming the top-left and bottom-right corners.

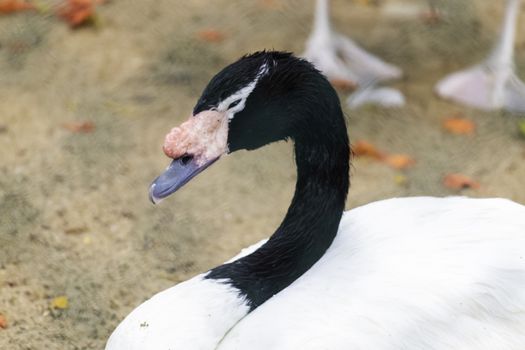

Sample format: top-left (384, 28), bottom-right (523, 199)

top-left (217, 80), bottom-right (257, 114)
top-left (217, 62), bottom-right (270, 118)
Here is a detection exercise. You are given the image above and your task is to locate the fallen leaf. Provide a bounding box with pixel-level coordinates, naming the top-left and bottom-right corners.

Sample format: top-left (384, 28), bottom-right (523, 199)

top-left (329, 79), bottom-right (357, 92)
top-left (258, 0), bottom-right (281, 9)
top-left (394, 174), bottom-right (408, 186)
top-left (64, 226), bottom-right (87, 235)
top-left (384, 154), bottom-right (416, 170)
top-left (0, 0), bottom-right (34, 14)
top-left (443, 174), bottom-right (480, 190)
top-left (420, 9), bottom-right (442, 25)
top-left (443, 116), bottom-right (475, 135)
top-left (196, 29), bottom-right (225, 43)
top-left (354, 0), bottom-right (376, 6)
top-left (354, 141), bottom-right (416, 170)
top-left (51, 296), bottom-right (69, 310)
top-left (57, 0), bottom-right (103, 28)
top-left (62, 121), bottom-right (95, 133)
top-left (353, 140), bottom-right (385, 160)
top-left (518, 120), bottom-right (525, 138)
top-left (0, 314), bottom-right (7, 329)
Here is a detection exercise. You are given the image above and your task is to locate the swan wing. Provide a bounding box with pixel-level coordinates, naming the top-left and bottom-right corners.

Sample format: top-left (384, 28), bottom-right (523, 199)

top-left (218, 197), bottom-right (525, 350)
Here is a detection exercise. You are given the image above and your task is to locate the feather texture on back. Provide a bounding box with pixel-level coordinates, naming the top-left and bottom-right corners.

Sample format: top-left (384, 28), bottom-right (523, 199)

top-left (218, 197), bottom-right (525, 349)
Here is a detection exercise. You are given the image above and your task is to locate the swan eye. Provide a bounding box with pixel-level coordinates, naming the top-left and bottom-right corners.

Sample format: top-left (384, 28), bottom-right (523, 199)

top-left (228, 99), bottom-right (241, 109)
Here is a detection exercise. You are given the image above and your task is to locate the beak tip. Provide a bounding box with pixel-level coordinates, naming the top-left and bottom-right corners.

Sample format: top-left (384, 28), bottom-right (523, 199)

top-left (149, 183), bottom-right (162, 205)
top-left (148, 156), bottom-right (219, 204)
top-left (149, 195), bottom-right (159, 205)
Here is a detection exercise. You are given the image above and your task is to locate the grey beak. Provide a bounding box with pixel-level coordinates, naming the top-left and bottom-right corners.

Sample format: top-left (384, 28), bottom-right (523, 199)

top-left (149, 156), bottom-right (219, 204)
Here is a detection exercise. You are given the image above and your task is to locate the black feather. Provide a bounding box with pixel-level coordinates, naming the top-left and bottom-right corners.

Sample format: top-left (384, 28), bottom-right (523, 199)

top-left (202, 51), bottom-right (350, 310)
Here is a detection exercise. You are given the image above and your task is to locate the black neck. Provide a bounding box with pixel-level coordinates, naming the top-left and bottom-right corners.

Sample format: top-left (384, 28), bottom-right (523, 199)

top-left (206, 82), bottom-right (349, 310)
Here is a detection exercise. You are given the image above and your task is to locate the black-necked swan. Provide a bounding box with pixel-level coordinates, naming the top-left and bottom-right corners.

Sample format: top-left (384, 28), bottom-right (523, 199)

top-left (436, 0), bottom-right (525, 112)
top-left (106, 51), bottom-right (525, 350)
top-left (303, 0), bottom-right (405, 109)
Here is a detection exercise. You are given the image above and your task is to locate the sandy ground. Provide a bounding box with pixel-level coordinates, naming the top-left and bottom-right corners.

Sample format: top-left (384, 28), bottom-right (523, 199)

top-left (0, 0), bottom-right (524, 348)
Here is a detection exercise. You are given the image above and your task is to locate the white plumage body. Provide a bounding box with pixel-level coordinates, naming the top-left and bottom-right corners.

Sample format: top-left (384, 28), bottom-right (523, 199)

top-left (107, 196), bottom-right (525, 350)
top-left (219, 197), bottom-right (525, 349)
top-left (105, 277), bottom-right (250, 350)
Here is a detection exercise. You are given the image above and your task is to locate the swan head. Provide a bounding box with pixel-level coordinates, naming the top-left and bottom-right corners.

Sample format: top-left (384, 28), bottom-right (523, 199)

top-left (150, 51), bottom-right (336, 203)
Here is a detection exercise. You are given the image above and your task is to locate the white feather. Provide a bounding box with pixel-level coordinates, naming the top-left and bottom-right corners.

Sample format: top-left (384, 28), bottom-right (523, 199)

top-left (105, 276), bottom-right (249, 350)
top-left (218, 197), bottom-right (525, 349)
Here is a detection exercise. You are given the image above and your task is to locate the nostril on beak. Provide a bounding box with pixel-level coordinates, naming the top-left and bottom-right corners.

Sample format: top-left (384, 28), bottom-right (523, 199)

top-left (180, 155), bottom-right (193, 165)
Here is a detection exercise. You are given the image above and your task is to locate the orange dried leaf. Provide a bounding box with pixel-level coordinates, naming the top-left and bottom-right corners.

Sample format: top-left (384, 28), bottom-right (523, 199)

top-left (196, 29), bottom-right (225, 43)
top-left (0, 0), bottom-right (34, 14)
top-left (330, 79), bottom-right (357, 92)
top-left (383, 154), bottom-right (416, 170)
top-left (420, 9), bottom-right (442, 25)
top-left (62, 121), bottom-right (95, 133)
top-left (443, 174), bottom-right (480, 190)
top-left (353, 141), bottom-right (415, 170)
top-left (443, 116), bottom-right (475, 135)
top-left (353, 140), bottom-right (385, 160)
top-left (57, 0), bottom-right (103, 28)
top-left (0, 314), bottom-right (7, 329)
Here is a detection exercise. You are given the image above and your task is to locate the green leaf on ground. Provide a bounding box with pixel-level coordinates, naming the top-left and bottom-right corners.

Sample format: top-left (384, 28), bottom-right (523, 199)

top-left (519, 120), bottom-right (525, 138)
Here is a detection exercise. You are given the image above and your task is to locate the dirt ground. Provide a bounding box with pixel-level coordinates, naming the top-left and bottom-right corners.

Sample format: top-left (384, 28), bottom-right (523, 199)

top-left (0, 0), bottom-right (524, 348)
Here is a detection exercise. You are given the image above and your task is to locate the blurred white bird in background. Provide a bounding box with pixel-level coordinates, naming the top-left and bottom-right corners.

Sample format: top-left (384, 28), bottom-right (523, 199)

top-left (436, 0), bottom-right (525, 112)
top-left (303, 0), bottom-right (405, 109)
